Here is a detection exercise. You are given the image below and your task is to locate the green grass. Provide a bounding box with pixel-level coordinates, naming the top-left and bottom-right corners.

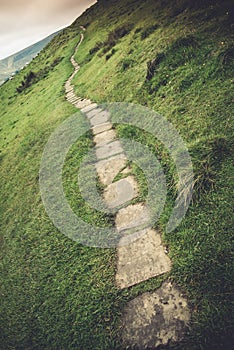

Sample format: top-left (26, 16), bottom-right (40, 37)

top-left (0, 0), bottom-right (234, 349)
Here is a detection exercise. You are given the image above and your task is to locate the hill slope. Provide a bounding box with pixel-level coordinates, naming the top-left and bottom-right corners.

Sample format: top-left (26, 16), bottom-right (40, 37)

top-left (0, 30), bottom-right (61, 85)
top-left (0, 1), bottom-right (233, 349)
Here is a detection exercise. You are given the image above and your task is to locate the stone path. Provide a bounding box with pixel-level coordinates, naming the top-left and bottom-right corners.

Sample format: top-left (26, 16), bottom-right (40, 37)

top-left (65, 27), bottom-right (190, 349)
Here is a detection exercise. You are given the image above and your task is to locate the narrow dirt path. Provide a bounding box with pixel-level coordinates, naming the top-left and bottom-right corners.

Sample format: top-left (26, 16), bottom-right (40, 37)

top-left (64, 27), bottom-right (191, 349)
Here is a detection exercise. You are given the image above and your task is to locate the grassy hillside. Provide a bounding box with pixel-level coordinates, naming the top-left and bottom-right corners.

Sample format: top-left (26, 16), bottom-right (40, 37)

top-left (0, 0), bottom-right (233, 349)
top-left (0, 30), bottom-right (61, 85)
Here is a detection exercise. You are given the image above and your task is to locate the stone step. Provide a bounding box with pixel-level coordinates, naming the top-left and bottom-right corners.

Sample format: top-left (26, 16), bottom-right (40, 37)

top-left (75, 99), bottom-right (92, 109)
top-left (103, 176), bottom-right (138, 209)
top-left (121, 281), bottom-right (190, 348)
top-left (81, 103), bottom-right (98, 113)
top-left (116, 228), bottom-right (171, 289)
top-left (95, 140), bottom-right (123, 160)
top-left (72, 100), bottom-right (83, 105)
top-left (93, 129), bottom-right (116, 147)
top-left (92, 122), bottom-right (113, 135)
top-left (95, 154), bottom-right (127, 186)
top-left (115, 203), bottom-right (150, 233)
top-left (68, 100), bottom-right (81, 105)
top-left (90, 110), bottom-right (110, 126)
top-left (67, 97), bottom-right (79, 102)
top-left (86, 108), bottom-right (103, 119)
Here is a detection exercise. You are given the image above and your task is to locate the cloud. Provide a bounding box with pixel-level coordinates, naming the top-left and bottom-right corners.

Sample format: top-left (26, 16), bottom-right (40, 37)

top-left (0, 0), bottom-right (96, 59)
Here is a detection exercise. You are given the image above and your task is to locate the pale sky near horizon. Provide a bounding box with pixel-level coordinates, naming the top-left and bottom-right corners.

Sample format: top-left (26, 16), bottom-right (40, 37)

top-left (0, 0), bottom-right (97, 60)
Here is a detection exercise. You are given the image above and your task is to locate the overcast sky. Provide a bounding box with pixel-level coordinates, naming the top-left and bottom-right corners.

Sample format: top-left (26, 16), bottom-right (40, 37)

top-left (0, 0), bottom-right (96, 60)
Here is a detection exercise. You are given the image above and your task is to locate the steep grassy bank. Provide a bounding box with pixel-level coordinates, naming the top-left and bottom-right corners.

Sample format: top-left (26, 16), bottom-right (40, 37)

top-left (72, 0), bottom-right (233, 347)
top-left (0, 0), bottom-right (233, 349)
top-left (0, 27), bottom-right (121, 350)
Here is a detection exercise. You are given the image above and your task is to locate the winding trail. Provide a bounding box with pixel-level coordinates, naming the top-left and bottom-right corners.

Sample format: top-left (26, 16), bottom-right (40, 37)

top-left (64, 27), bottom-right (191, 349)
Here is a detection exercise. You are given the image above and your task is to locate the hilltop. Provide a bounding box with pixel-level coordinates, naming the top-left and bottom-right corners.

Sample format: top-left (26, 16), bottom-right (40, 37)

top-left (0, 0), bottom-right (233, 349)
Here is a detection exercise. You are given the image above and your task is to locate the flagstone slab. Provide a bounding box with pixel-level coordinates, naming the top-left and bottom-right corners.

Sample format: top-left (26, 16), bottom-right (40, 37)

top-left (81, 103), bottom-right (98, 113)
top-left (68, 98), bottom-right (81, 103)
top-left (90, 110), bottom-right (110, 126)
top-left (116, 228), bottom-right (171, 288)
top-left (115, 203), bottom-right (150, 233)
top-left (95, 154), bottom-right (127, 186)
top-left (75, 99), bottom-right (92, 109)
top-left (121, 281), bottom-right (190, 348)
top-left (94, 129), bottom-right (116, 147)
top-left (92, 122), bottom-right (113, 135)
top-left (86, 108), bottom-right (103, 119)
top-left (103, 176), bottom-right (138, 209)
top-left (95, 140), bottom-right (123, 160)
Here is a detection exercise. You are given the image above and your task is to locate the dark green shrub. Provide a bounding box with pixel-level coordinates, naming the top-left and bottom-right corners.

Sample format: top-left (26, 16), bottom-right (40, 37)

top-left (190, 136), bottom-right (233, 200)
top-left (171, 35), bottom-right (197, 50)
top-left (218, 46), bottom-right (234, 66)
top-left (106, 48), bottom-right (116, 61)
top-left (16, 58), bottom-right (62, 93)
top-left (134, 27), bottom-right (142, 34)
top-left (119, 58), bottom-right (135, 71)
top-left (51, 57), bottom-right (63, 68)
top-left (100, 23), bottom-right (133, 56)
top-left (146, 53), bottom-right (165, 80)
top-left (16, 71), bottom-right (36, 93)
top-left (89, 41), bottom-right (103, 55)
top-left (109, 23), bottom-right (133, 40)
top-left (102, 41), bottom-right (116, 54)
top-left (141, 24), bottom-right (158, 40)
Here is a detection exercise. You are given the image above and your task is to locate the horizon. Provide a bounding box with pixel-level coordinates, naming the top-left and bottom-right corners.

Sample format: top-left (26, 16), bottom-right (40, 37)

top-left (0, 0), bottom-right (96, 60)
top-left (0, 26), bottom-right (65, 61)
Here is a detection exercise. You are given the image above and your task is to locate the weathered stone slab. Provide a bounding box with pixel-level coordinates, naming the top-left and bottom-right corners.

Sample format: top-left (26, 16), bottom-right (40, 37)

top-left (95, 154), bottom-right (127, 186)
top-left (115, 203), bottom-right (150, 232)
top-left (92, 122), bottom-right (113, 135)
top-left (94, 129), bottom-right (116, 147)
top-left (73, 101), bottom-right (83, 106)
top-left (86, 108), bottom-right (103, 119)
top-left (71, 58), bottom-right (77, 65)
top-left (68, 98), bottom-right (81, 103)
top-left (103, 176), bottom-right (138, 209)
top-left (95, 140), bottom-right (123, 160)
top-left (75, 99), bottom-right (92, 109)
top-left (90, 110), bottom-right (110, 126)
top-left (66, 94), bottom-right (76, 99)
top-left (121, 281), bottom-right (190, 348)
top-left (116, 228), bottom-right (171, 288)
top-left (81, 103), bottom-right (98, 113)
